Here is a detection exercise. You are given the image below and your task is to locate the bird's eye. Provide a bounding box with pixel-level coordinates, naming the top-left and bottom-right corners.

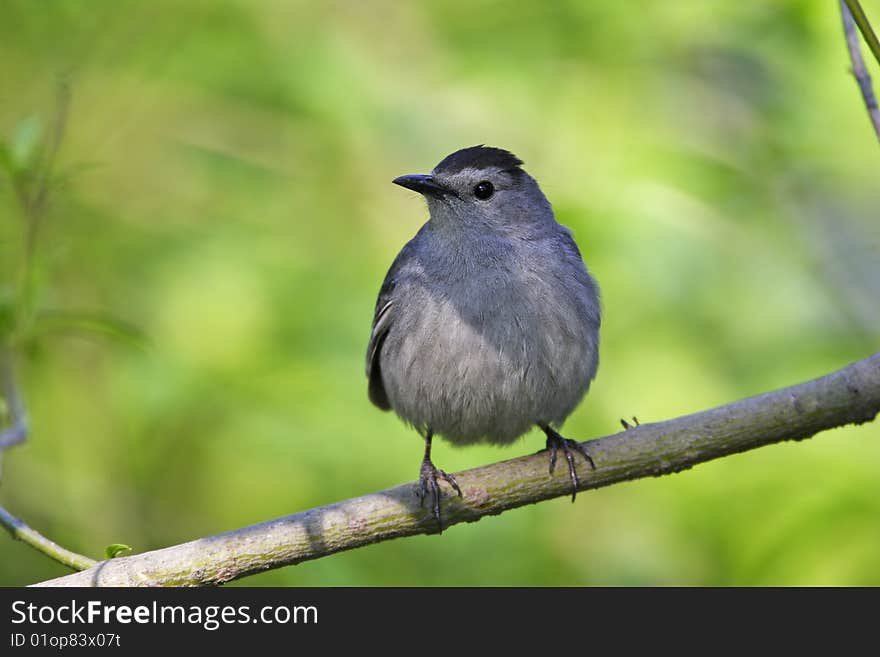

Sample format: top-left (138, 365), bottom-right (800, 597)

top-left (473, 181), bottom-right (494, 200)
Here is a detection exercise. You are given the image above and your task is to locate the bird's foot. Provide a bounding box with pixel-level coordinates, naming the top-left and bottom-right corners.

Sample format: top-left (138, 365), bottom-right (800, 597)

top-left (542, 426), bottom-right (595, 502)
top-left (620, 416), bottom-right (640, 430)
top-left (416, 457), bottom-right (462, 532)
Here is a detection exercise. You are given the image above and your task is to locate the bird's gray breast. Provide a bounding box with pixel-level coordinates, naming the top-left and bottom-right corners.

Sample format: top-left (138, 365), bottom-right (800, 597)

top-left (379, 240), bottom-right (599, 446)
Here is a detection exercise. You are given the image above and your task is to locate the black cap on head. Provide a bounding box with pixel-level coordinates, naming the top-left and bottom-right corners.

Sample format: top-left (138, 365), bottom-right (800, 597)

top-left (433, 145), bottom-right (524, 176)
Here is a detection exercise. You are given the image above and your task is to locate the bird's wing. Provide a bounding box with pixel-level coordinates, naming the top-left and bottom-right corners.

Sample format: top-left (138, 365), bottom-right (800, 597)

top-left (366, 236), bottom-right (420, 410)
top-left (557, 225), bottom-right (584, 259)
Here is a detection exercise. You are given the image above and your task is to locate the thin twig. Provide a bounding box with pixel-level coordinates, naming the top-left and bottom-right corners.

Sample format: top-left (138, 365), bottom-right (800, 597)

top-left (32, 352), bottom-right (880, 587)
top-left (0, 347), bottom-right (96, 571)
top-left (0, 84), bottom-right (97, 574)
top-left (843, 0), bottom-right (880, 68)
top-left (841, 0), bottom-right (880, 140)
top-left (0, 506), bottom-right (97, 572)
top-left (14, 81), bottom-right (71, 336)
top-left (29, 78), bottom-right (70, 227)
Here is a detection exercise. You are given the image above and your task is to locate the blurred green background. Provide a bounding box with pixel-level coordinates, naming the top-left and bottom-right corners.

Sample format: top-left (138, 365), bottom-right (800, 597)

top-left (1, 0), bottom-right (878, 586)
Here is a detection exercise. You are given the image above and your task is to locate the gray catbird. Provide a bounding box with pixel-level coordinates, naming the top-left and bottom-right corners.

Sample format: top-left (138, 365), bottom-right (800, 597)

top-left (367, 146), bottom-right (601, 528)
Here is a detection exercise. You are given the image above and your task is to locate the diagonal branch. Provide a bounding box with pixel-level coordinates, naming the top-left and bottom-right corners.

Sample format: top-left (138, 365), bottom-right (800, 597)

top-left (31, 352), bottom-right (880, 587)
top-left (0, 506), bottom-right (97, 572)
top-left (843, 0), bottom-right (880, 68)
top-left (841, 0), bottom-right (880, 140)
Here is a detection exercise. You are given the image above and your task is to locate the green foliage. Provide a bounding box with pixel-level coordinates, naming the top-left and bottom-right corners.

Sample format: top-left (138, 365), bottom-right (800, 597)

top-left (0, 0), bottom-right (878, 586)
top-left (104, 544), bottom-right (131, 560)
top-left (10, 116), bottom-right (43, 174)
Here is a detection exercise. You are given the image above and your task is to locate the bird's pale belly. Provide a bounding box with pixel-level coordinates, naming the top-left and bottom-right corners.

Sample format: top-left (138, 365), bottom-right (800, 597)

top-left (380, 293), bottom-right (595, 445)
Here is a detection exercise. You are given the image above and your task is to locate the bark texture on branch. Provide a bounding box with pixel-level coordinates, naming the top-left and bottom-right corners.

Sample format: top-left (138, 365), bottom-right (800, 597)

top-left (33, 353), bottom-right (880, 587)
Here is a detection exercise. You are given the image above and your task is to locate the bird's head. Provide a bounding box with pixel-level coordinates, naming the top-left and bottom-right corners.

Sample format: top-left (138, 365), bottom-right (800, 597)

top-left (392, 146), bottom-right (552, 232)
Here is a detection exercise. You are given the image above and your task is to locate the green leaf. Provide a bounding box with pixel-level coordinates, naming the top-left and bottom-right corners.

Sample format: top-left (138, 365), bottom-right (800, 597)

top-left (11, 115), bottom-right (43, 170)
top-left (104, 544), bottom-right (131, 560)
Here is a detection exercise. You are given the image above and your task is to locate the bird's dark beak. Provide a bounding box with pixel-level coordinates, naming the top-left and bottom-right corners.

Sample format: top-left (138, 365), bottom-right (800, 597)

top-left (392, 174), bottom-right (451, 198)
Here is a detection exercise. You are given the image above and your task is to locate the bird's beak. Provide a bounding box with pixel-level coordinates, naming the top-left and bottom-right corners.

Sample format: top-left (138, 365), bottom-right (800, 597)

top-left (392, 174), bottom-right (451, 198)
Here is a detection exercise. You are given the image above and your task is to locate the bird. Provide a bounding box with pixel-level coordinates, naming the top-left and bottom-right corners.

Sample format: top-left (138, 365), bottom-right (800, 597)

top-left (366, 146), bottom-right (601, 529)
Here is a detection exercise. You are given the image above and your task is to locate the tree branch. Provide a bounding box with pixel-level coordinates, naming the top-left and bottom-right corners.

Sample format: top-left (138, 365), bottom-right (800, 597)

top-left (843, 0), bottom-right (880, 69)
top-left (0, 346), bottom-right (98, 572)
top-left (0, 506), bottom-right (97, 572)
top-left (841, 0), bottom-right (880, 140)
top-left (31, 353), bottom-right (880, 587)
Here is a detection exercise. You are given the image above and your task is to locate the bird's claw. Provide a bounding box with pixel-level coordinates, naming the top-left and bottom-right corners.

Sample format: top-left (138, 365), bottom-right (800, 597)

top-left (417, 457), bottom-right (462, 532)
top-left (620, 416), bottom-right (640, 430)
top-left (543, 427), bottom-right (594, 503)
